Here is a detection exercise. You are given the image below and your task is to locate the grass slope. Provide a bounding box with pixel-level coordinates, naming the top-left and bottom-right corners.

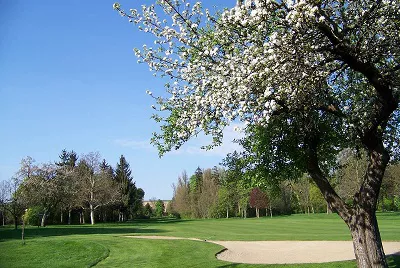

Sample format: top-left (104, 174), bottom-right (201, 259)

top-left (0, 213), bottom-right (399, 268)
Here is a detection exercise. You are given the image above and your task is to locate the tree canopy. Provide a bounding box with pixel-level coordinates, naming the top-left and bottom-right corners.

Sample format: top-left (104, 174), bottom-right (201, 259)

top-left (115, 0), bottom-right (399, 156)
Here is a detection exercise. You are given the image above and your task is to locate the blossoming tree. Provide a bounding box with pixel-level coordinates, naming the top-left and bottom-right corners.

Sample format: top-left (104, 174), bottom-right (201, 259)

top-left (114, 1), bottom-right (399, 267)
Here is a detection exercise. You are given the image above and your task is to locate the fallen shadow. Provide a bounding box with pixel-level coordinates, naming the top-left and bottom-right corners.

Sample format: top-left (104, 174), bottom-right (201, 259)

top-left (217, 265), bottom-right (246, 268)
top-left (0, 225), bottom-right (167, 241)
top-left (387, 253), bottom-right (400, 268)
top-left (131, 218), bottom-right (193, 224)
top-left (215, 253), bottom-right (400, 268)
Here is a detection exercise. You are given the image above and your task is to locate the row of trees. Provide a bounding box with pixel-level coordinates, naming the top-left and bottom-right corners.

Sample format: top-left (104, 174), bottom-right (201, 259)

top-left (170, 166), bottom-right (310, 219)
top-left (170, 153), bottom-right (400, 220)
top-left (0, 150), bottom-right (144, 228)
top-left (143, 199), bottom-right (166, 218)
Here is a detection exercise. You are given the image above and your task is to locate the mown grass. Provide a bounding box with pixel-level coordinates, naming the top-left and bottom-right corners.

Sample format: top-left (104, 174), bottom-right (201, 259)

top-left (0, 213), bottom-right (399, 267)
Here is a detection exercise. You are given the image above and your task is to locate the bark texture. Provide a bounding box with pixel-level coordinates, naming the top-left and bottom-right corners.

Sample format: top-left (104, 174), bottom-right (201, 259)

top-left (90, 204), bottom-right (95, 225)
top-left (306, 134), bottom-right (390, 267)
top-left (41, 210), bottom-right (47, 227)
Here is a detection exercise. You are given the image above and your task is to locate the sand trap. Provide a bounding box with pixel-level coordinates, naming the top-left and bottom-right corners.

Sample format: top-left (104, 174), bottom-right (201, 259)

top-left (212, 241), bottom-right (400, 264)
top-left (126, 236), bottom-right (400, 264)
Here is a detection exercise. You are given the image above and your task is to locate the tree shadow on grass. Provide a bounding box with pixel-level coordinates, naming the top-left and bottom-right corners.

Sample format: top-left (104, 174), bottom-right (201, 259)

top-left (132, 218), bottom-right (193, 224)
top-left (0, 225), bottom-right (167, 241)
top-left (215, 255), bottom-right (400, 268)
top-left (387, 254), bottom-right (400, 268)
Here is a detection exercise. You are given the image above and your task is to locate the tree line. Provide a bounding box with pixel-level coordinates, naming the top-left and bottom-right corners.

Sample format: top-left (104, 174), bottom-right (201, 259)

top-left (169, 151), bottom-right (400, 219)
top-left (0, 150), bottom-right (144, 228)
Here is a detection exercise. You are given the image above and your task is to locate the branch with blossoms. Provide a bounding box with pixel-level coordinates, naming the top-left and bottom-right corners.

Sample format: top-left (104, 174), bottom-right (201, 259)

top-left (114, 0), bottom-right (398, 156)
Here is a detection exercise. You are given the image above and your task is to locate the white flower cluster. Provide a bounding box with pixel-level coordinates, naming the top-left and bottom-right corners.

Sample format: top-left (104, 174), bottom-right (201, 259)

top-left (115, 0), bottom-right (399, 153)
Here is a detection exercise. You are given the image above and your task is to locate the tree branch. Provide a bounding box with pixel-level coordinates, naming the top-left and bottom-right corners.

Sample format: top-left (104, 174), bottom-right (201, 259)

top-left (318, 104), bottom-right (345, 118)
top-left (305, 132), bottom-right (352, 222)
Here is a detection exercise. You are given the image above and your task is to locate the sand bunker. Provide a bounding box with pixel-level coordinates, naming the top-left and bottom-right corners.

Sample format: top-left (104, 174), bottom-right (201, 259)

top-left (212, 241), bottom-right (400, 264)
top-left (126, 236), bottom-right (400, 264)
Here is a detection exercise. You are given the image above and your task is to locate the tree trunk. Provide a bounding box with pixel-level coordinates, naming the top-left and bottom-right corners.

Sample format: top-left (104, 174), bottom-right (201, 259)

top-left (226, 207), bottom-right (229, 218)
top-left (306, 129), bottom-right (391, 268)
top-left (269, 203), bottom-right (273, 218)
top-left (256, 208), bottom-right (259, 218)
top-left (22, 216), bottom-right (25, 245)
top-left (68, 209), bottom-right (71, 225)
top-left (41, 211), bottom-right (46, 227)
top-left (80, 211), bottom-right (86, 224)
top-left (347, 209), bottom-right (387, 268)
top-left (90, 204), bottom-right (95, 225)
top-left (14, 216), bottom-right (18, 230)
top-left (60, 209), bottom-right (63, 224)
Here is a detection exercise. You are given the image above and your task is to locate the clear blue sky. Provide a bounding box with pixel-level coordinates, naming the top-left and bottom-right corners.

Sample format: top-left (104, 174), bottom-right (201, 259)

top-left (0, 0), bottom-right (240, 200)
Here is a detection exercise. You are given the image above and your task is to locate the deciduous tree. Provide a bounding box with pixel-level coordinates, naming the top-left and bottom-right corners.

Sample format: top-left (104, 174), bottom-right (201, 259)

top-left (115, 1), bottom-right (400, 266)
top-left (76, 152), bottom-right (119, 225)
top-left (171, 171), bottom-right (191, 218)
top-left (0, 180), bottom-right (7, 226)
top-left (197, 168), bottom-right (219, 218)
top-left (19, 162), bottom-right (61, 227)
top-left (249, 187), bottom-right (268, 218)
top-left (1, 178), bottom-right (24, 229)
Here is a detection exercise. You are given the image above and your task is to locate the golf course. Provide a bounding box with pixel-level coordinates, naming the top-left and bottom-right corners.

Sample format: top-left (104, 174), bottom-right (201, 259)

top-left (1, 213), bottom-right (399, 267)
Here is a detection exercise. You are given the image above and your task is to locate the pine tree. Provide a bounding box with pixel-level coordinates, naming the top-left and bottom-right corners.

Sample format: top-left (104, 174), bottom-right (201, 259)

top-left (56, 149), bottom-right (78, 171)
top-left (67, 151), bottom-right (78, 168)
top-left (100, 159), bottom-right (114, 179)
top-left (115, 155), bottom-right (136, 221)
top-left (56, 149), bottom-right (69, 167)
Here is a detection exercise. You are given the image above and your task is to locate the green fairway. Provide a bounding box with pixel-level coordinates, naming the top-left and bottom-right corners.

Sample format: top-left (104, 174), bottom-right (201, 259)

top-left (0, 213), bottom-right (399, 267)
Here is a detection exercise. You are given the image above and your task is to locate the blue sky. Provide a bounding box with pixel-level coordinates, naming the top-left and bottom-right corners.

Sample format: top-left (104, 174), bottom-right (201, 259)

top-left (0, 0), bottom-right (240, 200)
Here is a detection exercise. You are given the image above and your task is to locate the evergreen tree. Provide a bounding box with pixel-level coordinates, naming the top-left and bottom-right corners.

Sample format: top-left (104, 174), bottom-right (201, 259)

top-left (143, 203), bottom-right (153, 217)
top-left (67, 151), bottom-right (78, 168)
top-left (55, 149), bottom-right (78, 224)
top-left (55, 149), bottom-right (78, 171)
top-left (129, 186), bottom-right (144, 218)
top-left (114, 155), bottom-right (144, 220)
top-left (100, 159), bottom-right (114, 179)
top-left (155, 199), bottom-right (164, 217)
top-left (189, 167), bottom-right (203, 193)
top-left (56, 149), bottom-right (69, 167)
top-left (115, 155), bottom-right (132, 221)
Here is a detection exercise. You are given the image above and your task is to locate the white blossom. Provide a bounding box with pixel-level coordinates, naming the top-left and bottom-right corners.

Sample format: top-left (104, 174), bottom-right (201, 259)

top-left (114, 0), bottom-right (400, 154)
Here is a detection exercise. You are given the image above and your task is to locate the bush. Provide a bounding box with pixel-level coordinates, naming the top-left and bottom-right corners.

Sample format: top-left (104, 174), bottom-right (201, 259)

top-left (24, 206), bottom-right (42, 226)
top-left (168, 212), bottom-right (181, 219)
top-left (394, 196), bottom-right (400, 211)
